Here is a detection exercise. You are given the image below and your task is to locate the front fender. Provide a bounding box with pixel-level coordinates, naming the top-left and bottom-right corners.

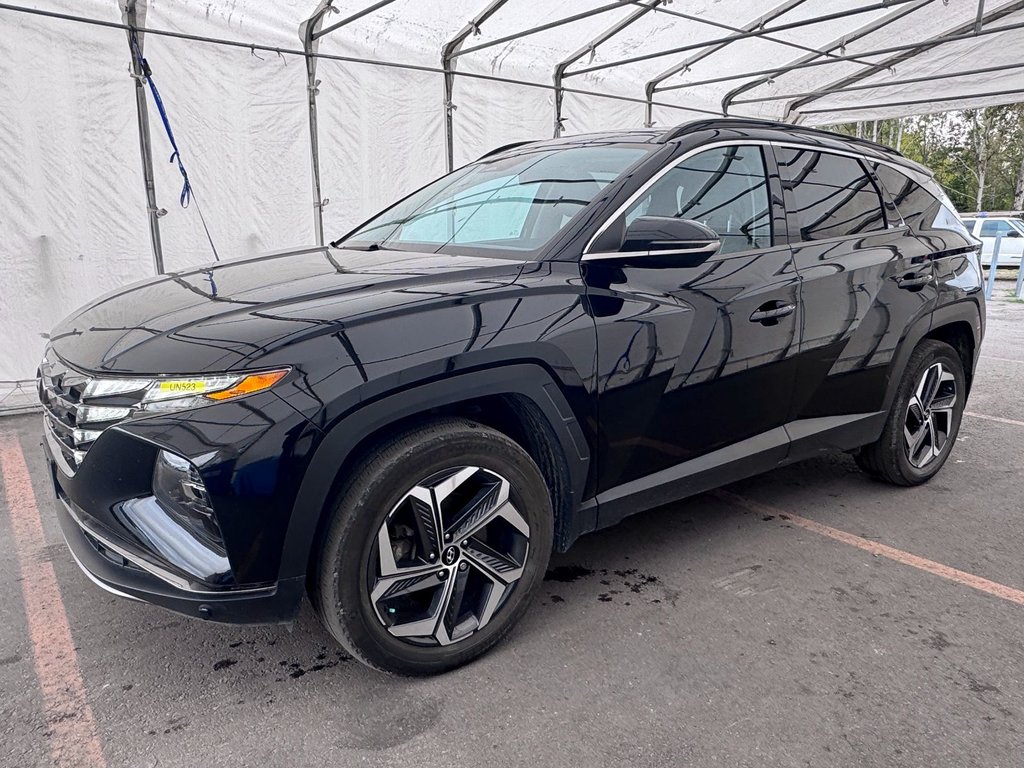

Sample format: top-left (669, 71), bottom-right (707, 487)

top-left (277, 363), bottom-right (592, 582)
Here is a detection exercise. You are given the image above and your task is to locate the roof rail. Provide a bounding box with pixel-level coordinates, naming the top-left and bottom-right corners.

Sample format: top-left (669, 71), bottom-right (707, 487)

top-left (656, 118), bottom-right (904, 157)
top-left (477, 140), bottom-right (536, 160)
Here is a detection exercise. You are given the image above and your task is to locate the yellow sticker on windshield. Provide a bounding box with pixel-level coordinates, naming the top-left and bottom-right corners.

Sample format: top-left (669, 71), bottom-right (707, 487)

top-left (158, 380), bottom-right (207, 393)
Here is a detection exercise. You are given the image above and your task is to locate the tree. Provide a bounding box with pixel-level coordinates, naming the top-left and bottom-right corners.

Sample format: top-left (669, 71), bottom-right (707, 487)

top-left (826, 103), bottom-right (1024, 212)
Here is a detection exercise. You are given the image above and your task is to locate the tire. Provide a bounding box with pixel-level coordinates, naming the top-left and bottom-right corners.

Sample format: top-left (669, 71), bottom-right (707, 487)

top-left (855, 339), bottom-right (966, 486)
top-left (310, 417), bottom-right (554, 675)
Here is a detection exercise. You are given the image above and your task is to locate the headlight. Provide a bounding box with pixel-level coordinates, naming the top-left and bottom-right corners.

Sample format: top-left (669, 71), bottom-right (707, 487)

top-left (81, 368), bottom-right (289, 413)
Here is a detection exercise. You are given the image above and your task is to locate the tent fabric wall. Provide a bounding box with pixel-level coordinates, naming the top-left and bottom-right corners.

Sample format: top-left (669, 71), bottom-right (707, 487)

top-left (2, 0), bottom-right (1024, 405)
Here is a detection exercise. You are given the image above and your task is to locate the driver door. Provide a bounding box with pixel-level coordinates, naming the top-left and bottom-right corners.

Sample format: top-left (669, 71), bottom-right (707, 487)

top-left (583, 143), bottom-right (801, 520)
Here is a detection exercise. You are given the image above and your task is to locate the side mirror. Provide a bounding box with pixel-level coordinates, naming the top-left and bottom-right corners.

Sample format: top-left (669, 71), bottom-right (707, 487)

top-left (621, 216), bottom-right (720, 258)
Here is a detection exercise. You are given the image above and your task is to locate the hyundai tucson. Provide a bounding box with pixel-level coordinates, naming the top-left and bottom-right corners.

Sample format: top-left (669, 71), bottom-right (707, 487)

top-left (39, 118), bottom-right (985, 675)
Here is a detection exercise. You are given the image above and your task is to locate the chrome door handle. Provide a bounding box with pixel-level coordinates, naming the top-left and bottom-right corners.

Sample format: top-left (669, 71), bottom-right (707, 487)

top-left (896, 272), bottom-right (931, 290)
top-left (749, 301), bottom-right (795, 324)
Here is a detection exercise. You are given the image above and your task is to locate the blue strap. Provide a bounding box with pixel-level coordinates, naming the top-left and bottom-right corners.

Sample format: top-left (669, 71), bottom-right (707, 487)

top-left (130, 30), bottom-right (192, 208)
top-left (129, 30), bottom-right (219, 260)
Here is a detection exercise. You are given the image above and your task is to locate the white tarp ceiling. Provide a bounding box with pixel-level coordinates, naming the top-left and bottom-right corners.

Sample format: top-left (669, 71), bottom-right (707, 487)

top-left (1, 0), bottom-right (1023, 395)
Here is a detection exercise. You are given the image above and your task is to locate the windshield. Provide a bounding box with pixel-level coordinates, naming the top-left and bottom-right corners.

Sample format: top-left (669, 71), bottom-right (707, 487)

top-left (338, 145), bottom-right (650, 257)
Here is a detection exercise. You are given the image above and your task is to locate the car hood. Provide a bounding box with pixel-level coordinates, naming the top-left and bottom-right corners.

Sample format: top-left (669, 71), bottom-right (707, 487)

top-left (48, 246), bottom-right (527, 375)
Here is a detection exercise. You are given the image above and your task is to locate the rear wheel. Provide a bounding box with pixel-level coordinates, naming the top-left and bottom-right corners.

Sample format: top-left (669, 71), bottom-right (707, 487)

top-left (855, 340), bottom-right (965, 486)
top-left (311, 418), bottom-right (553, 675)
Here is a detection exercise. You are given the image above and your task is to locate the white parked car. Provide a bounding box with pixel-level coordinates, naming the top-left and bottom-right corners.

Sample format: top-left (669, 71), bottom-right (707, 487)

top-left (959, 213), bottom-right (1024, 267)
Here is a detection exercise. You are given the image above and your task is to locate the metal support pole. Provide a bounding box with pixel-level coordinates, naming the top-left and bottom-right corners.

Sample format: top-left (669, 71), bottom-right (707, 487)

top-left (553, 0), bottom-right (661, 137)
top-left (442, 1), bottom-right (508, 171)
top-left (643, 81), bottom-right (655, 128)
top-left (299, 0), bottom-right (334, 246)
top-left (121, 0), bottom-right (164, 275)
top-left (642, 0), bottom-right (807, 120)
top-left (1014, 255), bottom-right (1024, 299)
top-left (985, 233), bottom-right (1002, 299)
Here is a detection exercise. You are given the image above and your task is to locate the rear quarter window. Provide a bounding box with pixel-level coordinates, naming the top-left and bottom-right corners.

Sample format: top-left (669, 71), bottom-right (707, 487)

top-left (776, 148), bottom-right (886, 241)
top-left (872, 163), bottom-right (970, 238)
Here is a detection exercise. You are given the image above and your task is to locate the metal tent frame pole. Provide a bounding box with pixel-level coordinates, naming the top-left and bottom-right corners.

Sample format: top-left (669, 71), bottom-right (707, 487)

top-left (798, 86), bottom-right (1024, 118)
top-left (639, 0), bottom-right (807, 128)
top-left (655, 16), bottom-right (1024, 95)
top-left (719, 0), bottom-right (935, 118)
top-left (729, 60), bottom-right (1024, 105)
top-left (627, 0), bottom-right (881, 66)
top-left (312, 0), bottom-right (397, 41)
top-left (299, 0), bottom-right (336, 247)
top-left (554, 0), bottom-right (662, 138)
top-left (449, 1), bottom-right (641, 61)
top-left (441, 0), bottom-right (508, 172)
top-left (122, 0), bottom-right (165, 275)
top-left (781, 0), bottom-right (1024, 121)
top-left (565, 0), bottom-right (921, 77)
top-left (2, 4), bottom-right (722, 120)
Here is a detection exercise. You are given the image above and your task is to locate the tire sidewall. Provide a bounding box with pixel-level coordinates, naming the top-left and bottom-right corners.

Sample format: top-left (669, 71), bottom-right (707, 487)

top-left (319, 422), bottom-right (553, 675)
top-left (889, 341), bottom-right (966, 484)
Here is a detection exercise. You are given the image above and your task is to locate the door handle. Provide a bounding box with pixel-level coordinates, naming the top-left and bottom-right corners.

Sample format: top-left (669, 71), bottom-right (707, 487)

top-left (749, 301), bottom-right (795, 325)
top-left (896, 272), bottom-right (931, 290)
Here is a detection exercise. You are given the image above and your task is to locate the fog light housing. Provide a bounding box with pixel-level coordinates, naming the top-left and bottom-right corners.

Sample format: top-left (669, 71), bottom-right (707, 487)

top-left (153, 450), bottom-right (224, 549)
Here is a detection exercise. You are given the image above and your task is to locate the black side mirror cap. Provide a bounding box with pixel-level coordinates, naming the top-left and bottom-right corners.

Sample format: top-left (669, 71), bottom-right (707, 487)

top-left (583, 216), bottom-right (721, 264)
top-left (623, 216), bottom-right (721, 253)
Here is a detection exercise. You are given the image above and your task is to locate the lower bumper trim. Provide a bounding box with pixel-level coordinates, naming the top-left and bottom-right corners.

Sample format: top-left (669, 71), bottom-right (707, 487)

top-left (54, 492), bottom-right (305, 625)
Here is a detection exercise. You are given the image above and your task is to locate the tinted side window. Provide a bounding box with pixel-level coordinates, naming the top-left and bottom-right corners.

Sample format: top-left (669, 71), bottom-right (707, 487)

top-left (777, 148), bottom-right (886, 241)
top-left (872, 163), bottom-right (940, 229)
top-left (873, 163), bottom-right (973, 239)
top-left (624, 145), bottom-right (772, 254)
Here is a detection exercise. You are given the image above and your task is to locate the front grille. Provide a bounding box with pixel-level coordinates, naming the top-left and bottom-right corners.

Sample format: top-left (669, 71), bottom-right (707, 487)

top-left (38, 351), bottom-right (142, 474)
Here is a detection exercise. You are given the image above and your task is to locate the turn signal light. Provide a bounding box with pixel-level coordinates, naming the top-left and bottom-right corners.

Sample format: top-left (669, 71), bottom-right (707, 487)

top-left (205, 370), bottom-right (289, 401)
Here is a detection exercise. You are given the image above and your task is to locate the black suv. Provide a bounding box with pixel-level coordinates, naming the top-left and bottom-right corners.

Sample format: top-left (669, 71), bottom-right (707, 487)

top-left (40, 119), bottom-right (984, 675)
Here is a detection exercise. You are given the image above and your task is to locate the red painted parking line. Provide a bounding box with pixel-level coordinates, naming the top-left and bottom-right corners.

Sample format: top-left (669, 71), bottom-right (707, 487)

top-left (0, 435), bottom-right (106, 768)
top-left (964, 411), bottom-right (1024, 428)
top-left (713, 489), bottom-right (1024, 608)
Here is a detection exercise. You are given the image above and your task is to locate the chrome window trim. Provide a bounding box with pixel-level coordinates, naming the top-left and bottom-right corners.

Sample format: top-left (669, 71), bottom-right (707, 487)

top-left (583, 140), bottom-right (774, 259)
top-left (585, 243), bottom-right (721, 261)
top-left (582, 138), bottom-right (911, 261)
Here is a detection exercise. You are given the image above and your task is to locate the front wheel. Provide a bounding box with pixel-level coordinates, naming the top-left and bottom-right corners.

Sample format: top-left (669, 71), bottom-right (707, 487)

top-left (310, 418), bottom-right (554, 675)
top-left (855, 339), bottom-right (966, 486)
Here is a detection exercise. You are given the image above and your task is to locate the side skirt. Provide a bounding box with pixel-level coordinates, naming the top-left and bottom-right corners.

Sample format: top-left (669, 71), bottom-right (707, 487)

top-left (571, 412), bottom-right (885, 546)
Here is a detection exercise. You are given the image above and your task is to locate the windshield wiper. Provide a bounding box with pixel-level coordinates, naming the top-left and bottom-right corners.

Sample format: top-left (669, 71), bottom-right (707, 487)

top-left (333, 241), bottom-right (393, 251)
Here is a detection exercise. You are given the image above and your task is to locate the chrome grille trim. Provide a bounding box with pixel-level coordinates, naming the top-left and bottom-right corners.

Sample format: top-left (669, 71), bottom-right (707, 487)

top-left (38, 351), bottom-right (141, 475)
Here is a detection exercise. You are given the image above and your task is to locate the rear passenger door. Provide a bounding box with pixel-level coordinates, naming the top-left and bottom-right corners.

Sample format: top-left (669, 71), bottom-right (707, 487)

top-left (776, 146), bottom-right (938, 440)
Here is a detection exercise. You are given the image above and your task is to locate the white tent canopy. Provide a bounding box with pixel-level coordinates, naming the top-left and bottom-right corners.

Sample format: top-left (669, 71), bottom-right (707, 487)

top-left (2, 0), bottom-right (1023, 402)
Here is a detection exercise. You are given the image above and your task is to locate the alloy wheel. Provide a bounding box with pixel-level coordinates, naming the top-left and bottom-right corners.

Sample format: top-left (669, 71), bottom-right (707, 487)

top-left (368, 466), bottom-right (531, 647)
top-left (903, 361), bottom-right (957, 469)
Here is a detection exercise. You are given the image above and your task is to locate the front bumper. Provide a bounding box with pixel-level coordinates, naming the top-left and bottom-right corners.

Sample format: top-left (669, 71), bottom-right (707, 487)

top-left (41, 387), bottom-right (318, 624)
top-left (53, 476), bottom-right (305, 623)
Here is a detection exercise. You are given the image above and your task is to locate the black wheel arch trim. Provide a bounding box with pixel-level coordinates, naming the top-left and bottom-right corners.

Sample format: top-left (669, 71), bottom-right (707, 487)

top-left (883, 297), bottom-right (983, 414)
top-left (279, 363), bottom-right (591, 582)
